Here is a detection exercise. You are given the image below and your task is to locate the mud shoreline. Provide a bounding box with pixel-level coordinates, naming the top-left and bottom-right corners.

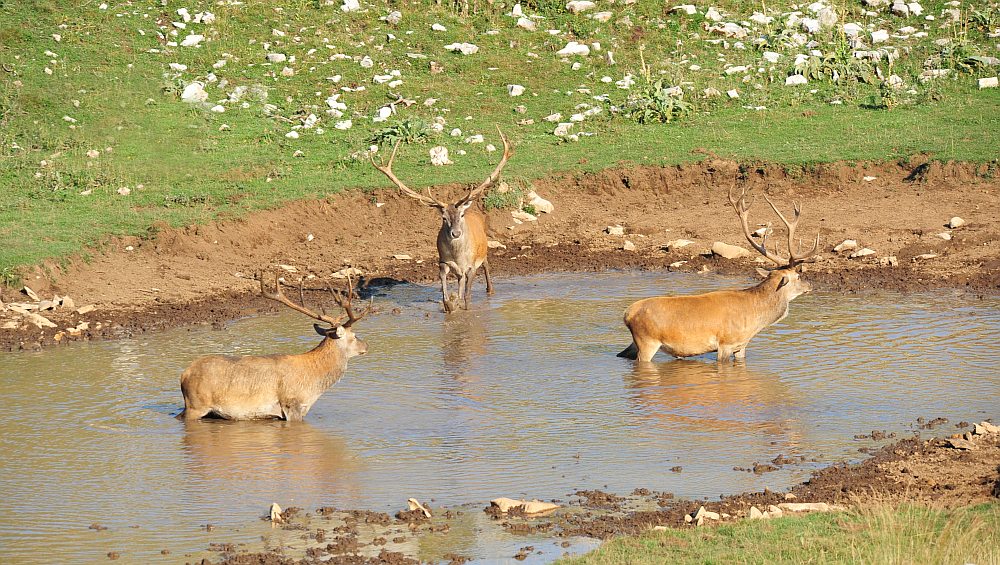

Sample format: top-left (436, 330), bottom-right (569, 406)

top-left (2, 159), bottom-right (999, 352)
top-left (189, 420), bottom-right (999, 564)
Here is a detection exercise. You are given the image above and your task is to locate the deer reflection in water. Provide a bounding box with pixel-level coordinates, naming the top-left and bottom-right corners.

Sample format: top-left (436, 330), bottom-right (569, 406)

top-left (181, 420), bottom-right (363, 505)
top-left (625, 360), bottom-right (803, 447)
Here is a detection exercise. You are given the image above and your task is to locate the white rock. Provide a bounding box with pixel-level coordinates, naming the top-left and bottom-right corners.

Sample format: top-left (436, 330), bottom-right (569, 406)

top-left (843, 22), bottom-right (862, 37)
top-left (727, 89), bottom-right (740, 98)
top-left (557, 41), bottom-right (590, 56)
top-left (834, 239), bottom-right (858, 252)
top-left (508, 84), bottom-right (525, 96)
top-left (444, 43), bottom-right (479, 55)
top-left (565, 0), bottom-right (596, 13)
top-left (393, 254), bottom-right (413, 261)
top-left (512, 210), bottom-right (537, 222)
top-left (281, 66), bottom-right (294, 77)
top-left (712, 241), bottom-right (751, 259)
top-left (544, 113), bottom-right (562, 122)
top-left (86, 149), bottom-right (100, 159)
top-left (672, 4), bottom-right (697, 15)
top-left (979, 77), bottom-right (999, 89)
top-left (725, 65), bottom-right (748, 75)
top-left (605, 225), bottom-right (625, 236)
top-left (180, 81), bottom-right (208, 103)
top-left (907, 2), bottom-right (923, 15)
top-left (169, 62), bottom-right (188, 71)
top-left (936, 232), bottom-right (952, 241)
top-left (850, 248), bottom-right (876, 258)
top-left (591, 11), bottom-right (613, 22)
top-left (623, 240), bottom-right (636, 251)
top-left (878, 256), bottom-right (899, 267)
top-left (947, 216), bottom-right (965, 228)
top-left (749, 506), bottom-right (766, 519)
top-left (817, 8), bottom-right (838, 27)
top-left (373, 106), bottom-right (393, 123)
top-left (786, 74), bottom-right (808, 85)
top-left (665, 239), bottom-right (695, 250)
top-left (210, 105), bottom-right (225, 113)
top-left (464, 134), bottom-right (484, 144)
top-left (487, 240), bottom-right (507, 249)
top-left (266, 53), bottom-right (287, 63)
top-left (117, 186), bottom-right (131, 196)
top-left (431, 23), bottom-right (447, 31)
top-left (763, 51), bottom-right (780, 63)
top-left (553, 123), bottom-right (573, 136)
top-left (335, 119), bottom-right (353, 130)
top-left (871, 30), bottom-right (890, 43)
top-left (180, 34), bottom-right (204, 47)
top-left (750, 12), bottom-right (774, 25)
top-left (360, 55), bottom-right (374, 68)
top-left (705, 7), bottom-right (724, 21)
top-left (429, 146), bottom-right (452, 166)
top-left (385, 10), bottom-right (402, 25)
top-left (778, 502), bottom-right (834, 512)
top-left (526, 191), bottom-right (554, 213)
top-left (341, 0), bottom-right (361, 12)
top-left (891, 1), bottom-right (909, 17)
top-left (913, 253), bottom-right (938, 261)
top-left (26, 313), bottom-right (57, 329)
top-left (285, 131), bottom-right (300, 139)
top-left (800, 17), bottom-right (820, 33)
top-left (517, 17), bottom-right (536, 31)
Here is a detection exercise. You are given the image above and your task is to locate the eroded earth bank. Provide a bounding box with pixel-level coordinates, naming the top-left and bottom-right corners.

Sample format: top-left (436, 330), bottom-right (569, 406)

top-left (2, 158), bottom-right (999, 352)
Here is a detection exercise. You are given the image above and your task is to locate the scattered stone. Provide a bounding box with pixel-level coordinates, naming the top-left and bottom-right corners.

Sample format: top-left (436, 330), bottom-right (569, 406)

top-left (944, 437), bottom-right (976, 450)
top-left (556, 41), bottom-right (591, 57)
top-left (975, 421), bottom-right (999, 434)
top-left (508, 84), bottom-right (525, 96)
top-left (834, 239), bottom-right (858, 252)
top-left (623, 240), bottom-right (636, 252)
top-left (269, 503), bottom-right (283, 523)
top-left (392, 254), bottom-right (413, 260)
top-left (605, 225), bottom-right (625, 236)
top-left (785, 74), bottom-right (808, 86)
top-left (727, 89), bottom-right (740, 99)
top-left (936, 232), bottom-right (952, 241)
top-left (180, 82), bottom-right (207, 103)
top-left (25, 313), bottom-right (57, 329)
top-left (849, 248), bottom-right (876, 258)
top-left (693, 506), bottom-right (721, 521)
top-left (871, 30), bottom-right (890, 43)
top-left (711, 241), bottom-right (751, 259)
top-left (37, 300), bottom-right (55, 311)
top-left (487, 240), bottom-right (507, 249)
top-left (265, 53), bottom-right (287, 63)
top-left (406, 498), bottom-right (432, 518)
top-left (672, 4), bottom-right (697, 15)
top-left (180, 34), bottom-right (204, 47)
top-left (979, 77), bottom-right (999, 89)
top-left (947, 216), bottom-right (965, 228)
top-left (512, 210), bottom-right (537, 222)
top-left (665, 239), bottom-right (695, 250)
top-left (76, 304), bottom-right (96, 315)
top-left (748, 506), bottom-right (766, 519)
top-left (913, 253), bottom-right (938, 261)
top-left (526, 191), bottom-right (553, 214)
top-left (22, 286), bottom-right (40, 301)
top-left (444, 43), bottom-right (479, 55)
top-left (878, 256), bottom-right (899, 267)
top-left (429, 146), bottom-right (452, 166)
top-left (565, 0), bottom-right (596, 13)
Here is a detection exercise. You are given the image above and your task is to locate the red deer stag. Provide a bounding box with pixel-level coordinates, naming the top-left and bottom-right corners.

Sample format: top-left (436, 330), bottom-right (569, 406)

top-left (618, 186), bottom-right (819, 362)
top-left (179, 273), bottom-right (371, 421)
top-left (371, 129), bottom-right (513, 312)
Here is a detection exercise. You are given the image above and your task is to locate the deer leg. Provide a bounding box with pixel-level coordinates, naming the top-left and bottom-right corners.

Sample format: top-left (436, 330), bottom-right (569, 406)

top-left (733, 347), bottom-right (748, 361)
top-left (439, 263), bottom-right (453, 313)
top-left (457, 272), bottom-right (469, 309)
top-left (180, 406), bottom-right (212, 420)
top-left (463, 269), bottom-right (475, 308)
top-left (717, 345), bottom-right (737, 363)
top-left (282, 404), bottom-right (306, 422)
top-left (483, 258), bottom-right (495, 296)
top-left (635, 338), bottom-right (661, 363)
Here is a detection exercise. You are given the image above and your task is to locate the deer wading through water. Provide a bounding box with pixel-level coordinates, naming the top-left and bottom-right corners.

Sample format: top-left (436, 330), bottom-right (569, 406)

top-left (179, 273), bottom-right (372, 421)
top-left (618, 186), bottom-right (820, 363)
top-left (371, 128), bottom-right (513, 313)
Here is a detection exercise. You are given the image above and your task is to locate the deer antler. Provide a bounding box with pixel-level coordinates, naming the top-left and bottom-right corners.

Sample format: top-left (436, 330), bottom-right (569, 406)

top-left (370, 142), bottom-right (446, 209)
top-left (261, 271), bottom-right (348, 327)
top-left (458, 126), bottom-right (514, 206)
top-left (326, 276), bottom-right (373, 328)
top-left (728, 186), bottom-right (819, 267)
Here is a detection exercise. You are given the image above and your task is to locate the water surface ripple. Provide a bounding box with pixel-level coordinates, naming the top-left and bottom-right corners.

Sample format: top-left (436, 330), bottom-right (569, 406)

top-left (2, 271), bottom-right (998, 563)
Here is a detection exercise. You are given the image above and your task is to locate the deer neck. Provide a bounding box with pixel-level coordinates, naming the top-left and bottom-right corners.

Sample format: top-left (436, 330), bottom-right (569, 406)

top-left (302, 337), bottom-right (347, 383)
top-left (745, 275), bottom-right (792, 324)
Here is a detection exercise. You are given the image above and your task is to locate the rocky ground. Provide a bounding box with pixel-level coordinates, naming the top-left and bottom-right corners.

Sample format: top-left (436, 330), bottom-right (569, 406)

top-left (179, 419), bottom-right (1000, 564)
top-left (1, 158), bottom-right (998, 352)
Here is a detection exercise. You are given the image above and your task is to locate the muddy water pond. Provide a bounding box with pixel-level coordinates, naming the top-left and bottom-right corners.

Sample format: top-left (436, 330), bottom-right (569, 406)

top-left (2, 271), bottom-right (999, 563)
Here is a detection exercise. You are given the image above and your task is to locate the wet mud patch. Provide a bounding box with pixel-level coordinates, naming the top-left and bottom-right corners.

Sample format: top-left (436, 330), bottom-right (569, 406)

top-left (3, 159), bottom-right (1000, 351)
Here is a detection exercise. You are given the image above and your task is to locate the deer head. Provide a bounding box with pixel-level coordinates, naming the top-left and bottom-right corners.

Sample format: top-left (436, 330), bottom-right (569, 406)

top-left (371, 126), bottom-right (513, 239)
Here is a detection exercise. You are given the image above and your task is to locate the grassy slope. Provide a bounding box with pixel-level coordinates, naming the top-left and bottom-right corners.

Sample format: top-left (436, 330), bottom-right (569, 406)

top-left (561, 503), bottom-right (1000, 564)
top-left (1, 0), bottom-right (998, 283)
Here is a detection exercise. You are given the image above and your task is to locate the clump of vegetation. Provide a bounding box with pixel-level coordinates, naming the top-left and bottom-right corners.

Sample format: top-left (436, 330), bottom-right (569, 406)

top-left (367, 118), bottom-right (431, 148)
top-left (614, 50), bottom-right (691, 125)
top-left (482, 182), bottom-right (524, 211)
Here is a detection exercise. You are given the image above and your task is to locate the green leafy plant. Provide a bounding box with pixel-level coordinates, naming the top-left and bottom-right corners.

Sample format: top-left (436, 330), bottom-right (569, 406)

top-left (367, 118), bottom-right (431, 148)
top-left (615, 50), bottom-right (692, 125)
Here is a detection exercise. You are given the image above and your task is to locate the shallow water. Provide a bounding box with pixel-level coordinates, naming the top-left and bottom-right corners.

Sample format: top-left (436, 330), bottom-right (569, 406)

top-left (1, 271), bottom-right (998, 563)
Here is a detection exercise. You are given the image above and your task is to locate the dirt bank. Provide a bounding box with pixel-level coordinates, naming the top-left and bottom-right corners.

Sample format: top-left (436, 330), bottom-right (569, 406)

top-left (2, 158), bottom-right (999, 351)
top-left (190, 419), bottom-right (1000, 564)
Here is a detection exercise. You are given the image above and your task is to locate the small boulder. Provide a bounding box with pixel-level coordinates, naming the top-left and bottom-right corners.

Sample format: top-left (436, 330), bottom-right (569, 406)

top-left (711, 241), bottom-right (751, 259)
top-left (944, 437), bottom-right (976, 450)
top-left (665, 239), bottom-right (695, 250)
top-left (849, 248), bottom-right (876, 258)
top-left (947, 216), bottom-right (965, 228)
top-left (748, 506), bottom-right (766, 519)
top-left (979, 77), bottom-right (999, 89)
top-left (526, 191), bottom-right (554, 214)
top-left (623, 240), bottom-right (636, 252)
top-left (606, 225), bottom-right (625, 236)
top-left (834, 239), bottom-right (858, 252)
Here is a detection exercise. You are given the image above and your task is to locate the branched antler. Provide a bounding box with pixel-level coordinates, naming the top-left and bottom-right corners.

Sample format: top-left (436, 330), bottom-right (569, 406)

top-left (458, 126), bottom-right (514, 205)
top-left (370, 142), bottom-right (446, 209)
top-left (728, 186), bottom-right (819, 267)
top-left (260, 271), bottom-right (368, 327)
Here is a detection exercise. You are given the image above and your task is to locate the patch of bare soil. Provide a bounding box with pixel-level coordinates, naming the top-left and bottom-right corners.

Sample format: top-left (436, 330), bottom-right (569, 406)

top-left (2, 159), bottom-right (999, 351)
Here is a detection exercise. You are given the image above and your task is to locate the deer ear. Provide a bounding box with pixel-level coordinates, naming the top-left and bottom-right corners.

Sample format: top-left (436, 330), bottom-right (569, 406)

top-left (775, 275), bottom-right (789, 291)
top-left (314, 323), bottom-right (328, 337)
top-left (458, 201), bottom-right (473, 212)
top-left (332, 325), bottom-right (346, 339)
top-left (755, 267), bottom-right (770, 278)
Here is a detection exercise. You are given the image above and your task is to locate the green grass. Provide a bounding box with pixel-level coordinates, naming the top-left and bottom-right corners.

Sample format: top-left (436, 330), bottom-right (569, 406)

top-left (561, 503), bottom-right (1000, 564)
top-left (2, 0), bottom-right (999, 284)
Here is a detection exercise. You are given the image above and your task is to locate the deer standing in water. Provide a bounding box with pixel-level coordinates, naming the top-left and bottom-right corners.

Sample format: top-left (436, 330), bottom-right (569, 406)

top-left (371, 129), bottom-right (513, 312)
top-left (618, 186), bottom-right (819, 362)
top-left (179, 273), bottom-right (371, 421)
